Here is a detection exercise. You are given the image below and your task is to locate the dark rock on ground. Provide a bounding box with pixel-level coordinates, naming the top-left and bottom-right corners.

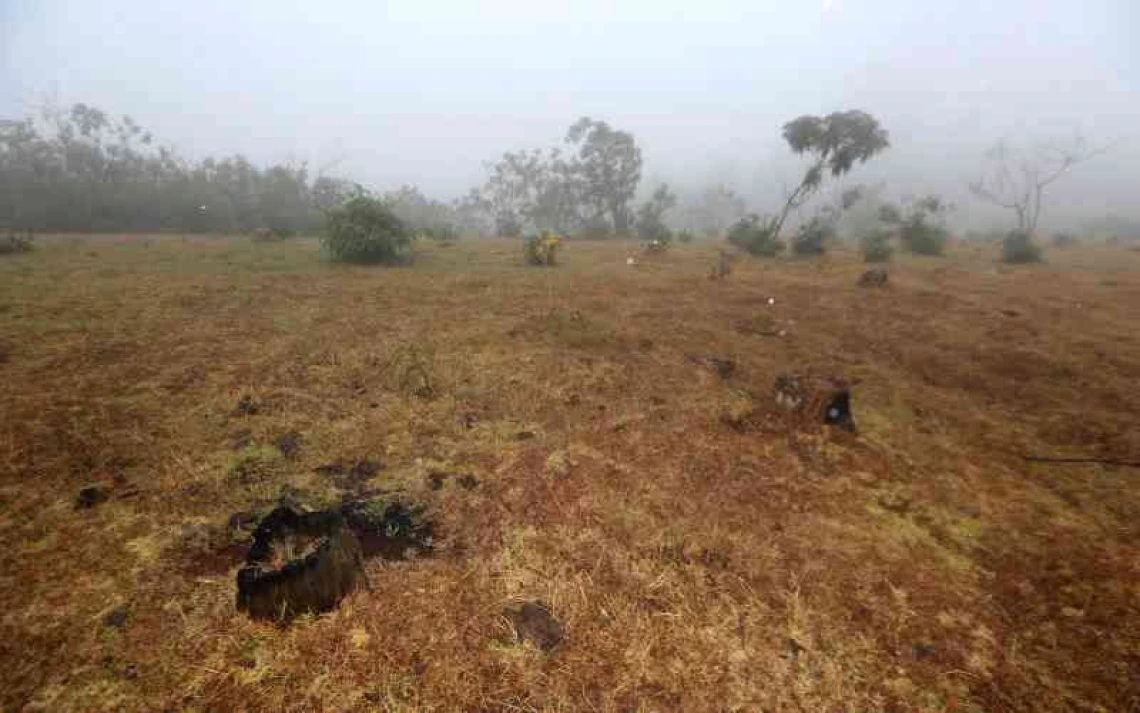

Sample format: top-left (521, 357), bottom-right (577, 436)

top-left (233, 394), bottom-right (260, 416)
top-left (75, 485), bottom-right (109, 509)
top-left (274, 431), bottom-right (302, 458)
top-left (858, 268), bottom-right (889, 287)
top-left (103, 604), bottom-right (130, 629)
top-left (505, 601), bottom-right (564, 652)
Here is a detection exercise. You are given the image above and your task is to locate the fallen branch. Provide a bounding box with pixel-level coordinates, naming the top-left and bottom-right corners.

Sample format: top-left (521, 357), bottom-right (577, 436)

top-left (1023, 455), bottom-right (1140, 468)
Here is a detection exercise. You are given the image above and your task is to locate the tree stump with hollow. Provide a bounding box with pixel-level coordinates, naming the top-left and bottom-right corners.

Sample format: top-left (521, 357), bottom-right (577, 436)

top-left (236, 506), bottom-right (363, 621)
top-left (773, 375), bottom-right (856, 432)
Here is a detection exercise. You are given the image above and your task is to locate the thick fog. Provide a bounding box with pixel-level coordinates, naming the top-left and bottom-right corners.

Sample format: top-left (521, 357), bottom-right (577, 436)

top-left (2, 0), bottom-right (1136, 231)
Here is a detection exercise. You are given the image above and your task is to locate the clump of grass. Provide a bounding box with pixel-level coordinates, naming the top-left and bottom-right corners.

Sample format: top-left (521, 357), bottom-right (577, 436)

top-left (228, 444), bottom-right (284, 484)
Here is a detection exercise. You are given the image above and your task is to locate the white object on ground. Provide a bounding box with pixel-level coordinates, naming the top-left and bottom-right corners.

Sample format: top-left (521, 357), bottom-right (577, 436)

top-left (627, 257), bottom-right (636, 265)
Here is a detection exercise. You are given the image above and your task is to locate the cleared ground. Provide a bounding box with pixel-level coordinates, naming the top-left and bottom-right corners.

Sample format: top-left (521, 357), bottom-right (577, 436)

top-left (1, 235), bottom-right (1138, 712)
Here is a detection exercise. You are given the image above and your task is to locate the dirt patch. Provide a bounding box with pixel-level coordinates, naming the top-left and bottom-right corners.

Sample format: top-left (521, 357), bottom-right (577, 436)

top-left (340, 496), bottom-right (434, 560)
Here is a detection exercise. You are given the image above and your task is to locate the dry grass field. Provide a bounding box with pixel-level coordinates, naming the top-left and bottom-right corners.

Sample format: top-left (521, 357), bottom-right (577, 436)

top-left (1, 234), bottom-right (1138, 712)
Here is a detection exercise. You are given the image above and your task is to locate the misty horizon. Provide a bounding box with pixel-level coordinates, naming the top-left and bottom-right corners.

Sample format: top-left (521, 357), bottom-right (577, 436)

top-left (2, 0), bottom-right (1136, 231)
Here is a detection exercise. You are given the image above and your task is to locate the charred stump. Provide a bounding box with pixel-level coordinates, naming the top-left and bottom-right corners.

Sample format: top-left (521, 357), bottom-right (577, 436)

top-left (858, 269), bottom-right (889, 287)
top-left (236, 506), bottom-right (363, 621)
top-left (774, 375), bottom-right (856, 432)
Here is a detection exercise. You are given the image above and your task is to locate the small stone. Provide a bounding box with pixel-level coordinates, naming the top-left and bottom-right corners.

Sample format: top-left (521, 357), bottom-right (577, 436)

top-left (274, 431), bottom-right (302, 459)
top-left (913, 642), bottom-right (936, 660)
top-left (76, 485), bottom-right (109, 509)
top-left (505, 601), bottom-right (564, 652)
top-left (103, 604), bottom-right (130, 629)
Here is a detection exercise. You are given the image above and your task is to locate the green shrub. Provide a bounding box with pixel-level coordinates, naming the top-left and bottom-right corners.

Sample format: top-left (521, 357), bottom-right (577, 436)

top-left (1002, 230), bottom-right (1044, 263)
top-left (861, 229), bottom-right (894, 262)
top-left (0, 230), bottom-right (34, 255)
top-left (727, 215), bottom-right (784, 257)
top-left (791, 217), bottom-right (834, 255)
top-left (677, 229), bottom-right (695, 244)
top-left (322, 196), bottom-right (411, 264)
top-left (900, 218), bottom-right (948, 255)
top-left (524, 233), bottom-right (562, 266)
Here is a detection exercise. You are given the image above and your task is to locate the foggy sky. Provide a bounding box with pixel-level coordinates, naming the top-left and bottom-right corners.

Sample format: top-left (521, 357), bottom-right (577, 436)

top-left (2, 0), bottom-right (1136, 230)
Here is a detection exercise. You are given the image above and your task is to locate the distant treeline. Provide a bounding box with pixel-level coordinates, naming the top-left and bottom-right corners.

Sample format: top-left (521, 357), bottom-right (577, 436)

top-left (0, 102), bottom-right (483, 236)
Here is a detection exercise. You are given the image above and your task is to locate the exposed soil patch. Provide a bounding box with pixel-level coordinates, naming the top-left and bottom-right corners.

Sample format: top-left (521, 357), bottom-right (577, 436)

top-left (340, 497), bottom-right (434, 560)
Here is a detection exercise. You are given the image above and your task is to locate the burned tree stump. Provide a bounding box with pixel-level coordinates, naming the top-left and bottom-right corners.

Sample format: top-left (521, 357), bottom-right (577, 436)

top-left (858, 269), bottom-right (888, 287)
top-left (773, 375), bottom-right (855, 432)
top-left (236, 506), bottom-right (363, 621)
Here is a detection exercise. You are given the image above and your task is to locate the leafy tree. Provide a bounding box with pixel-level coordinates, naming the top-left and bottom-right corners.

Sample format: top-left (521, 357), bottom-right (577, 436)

top-left (636, 183), bottom-right (677, 243)
top-left (565, 117), bottom-right (642, 235)
top-left (773, 110), bottom-right (889, 240)
top-left (322, 196), bottom-right (411, 264)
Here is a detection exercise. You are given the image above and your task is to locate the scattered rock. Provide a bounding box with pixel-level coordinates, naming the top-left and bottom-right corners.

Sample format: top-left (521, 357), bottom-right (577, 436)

top-left (236, 506), bottom-right (363, 621)
top-left (274, 431), bottom-right (302, 459)
top-left (688, 355), bottom-right (735, 379)
top-left (75, 485), bottom-right (110, 509)
top-left (858, 268), bottom-right (889, 287)
top-left (505, 601), bottom-right (564, 652)
top-left (233, 394), bottom-right (260, 416)
top-left (103, 604), bottom-right (130, 629)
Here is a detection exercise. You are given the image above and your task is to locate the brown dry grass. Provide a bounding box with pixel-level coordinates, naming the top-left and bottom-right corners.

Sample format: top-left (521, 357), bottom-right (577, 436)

top-left (1, 234), bottom-right (1138, 712)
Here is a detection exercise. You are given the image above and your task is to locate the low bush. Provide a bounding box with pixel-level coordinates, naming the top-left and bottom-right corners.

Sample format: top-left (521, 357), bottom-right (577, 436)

top-left (524, 233), bottom-right (562, 266)
top-left (322, 197), bottom-right (411, 264)
top-left (0, 230), bottom-right (34, 255)
top-left (1002, 230), bottom-right (1044, 263)
top-left (677, 229), bottom-right (695, 244)
top-left (727, 215), bottom-right (783, 257)
top-left (791, 217), bottom-right (834, 255)
top-left (860, 229), bottom-right (894, 262)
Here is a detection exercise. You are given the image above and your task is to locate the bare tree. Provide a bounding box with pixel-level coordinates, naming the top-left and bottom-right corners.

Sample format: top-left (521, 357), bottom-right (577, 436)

top-left (969, 136), bottom-right (1111, 235)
